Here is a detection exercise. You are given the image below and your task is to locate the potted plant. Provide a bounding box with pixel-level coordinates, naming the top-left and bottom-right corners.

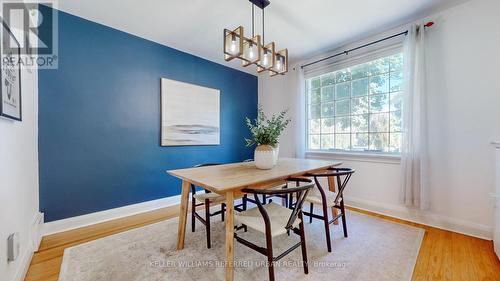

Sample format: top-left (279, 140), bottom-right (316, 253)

top-left (245, 106), bottom-right (291, 169)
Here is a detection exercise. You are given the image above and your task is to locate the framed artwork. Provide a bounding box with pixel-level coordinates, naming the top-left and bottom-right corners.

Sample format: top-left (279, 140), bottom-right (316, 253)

top-left (160, 78), bottom-right (220, 146)
top-left (0, 21), bottom-right (22, 121)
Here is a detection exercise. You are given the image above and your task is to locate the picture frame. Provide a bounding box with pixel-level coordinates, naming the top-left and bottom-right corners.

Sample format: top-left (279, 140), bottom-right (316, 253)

top-left (160, 78), bottom-right (220, 147)
top-left (0, 20), bottom-right (22, 121)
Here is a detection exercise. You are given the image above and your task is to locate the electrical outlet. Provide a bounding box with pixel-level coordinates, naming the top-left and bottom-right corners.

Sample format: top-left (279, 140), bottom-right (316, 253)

top-left (7, 233), bottom-right (20, 262)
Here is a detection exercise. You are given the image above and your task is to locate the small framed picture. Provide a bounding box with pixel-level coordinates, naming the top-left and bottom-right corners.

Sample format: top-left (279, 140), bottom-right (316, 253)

top-left (0, 21), bottom-right (22, 121)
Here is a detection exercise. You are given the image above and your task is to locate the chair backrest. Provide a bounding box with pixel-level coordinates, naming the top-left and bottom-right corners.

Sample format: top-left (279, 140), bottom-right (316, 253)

top-left (191, 163), bottom-right (221, 194)
top-left (242, 178), bottom-right (314, 231)
top-left (306, 167), bottom-right (355, 204)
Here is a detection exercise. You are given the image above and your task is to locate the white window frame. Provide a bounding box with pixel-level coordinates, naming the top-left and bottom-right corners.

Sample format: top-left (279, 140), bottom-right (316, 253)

top-left (304, 44), bottom-right (404, 159)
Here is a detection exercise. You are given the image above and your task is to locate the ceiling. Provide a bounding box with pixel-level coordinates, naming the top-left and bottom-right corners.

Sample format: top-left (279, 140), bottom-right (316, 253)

top-left (57, 0), bottom-right (465, 75)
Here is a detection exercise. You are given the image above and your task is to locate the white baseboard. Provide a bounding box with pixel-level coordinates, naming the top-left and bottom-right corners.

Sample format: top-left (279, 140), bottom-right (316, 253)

top-left (12, 246), bottom-right (34, 281)
top-left (344, 195), bottom-right (493, 240)
top-left (43, 195), bottom-right (182, 236)
top-left (32, 212), bottom-right (43, 251)
top-left (12, 212), bottom-right (43, 281)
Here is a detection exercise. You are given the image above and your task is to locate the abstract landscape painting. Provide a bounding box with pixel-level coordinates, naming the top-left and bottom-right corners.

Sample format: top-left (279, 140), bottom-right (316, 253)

top-left (161, 78), bottom-right (220, 146)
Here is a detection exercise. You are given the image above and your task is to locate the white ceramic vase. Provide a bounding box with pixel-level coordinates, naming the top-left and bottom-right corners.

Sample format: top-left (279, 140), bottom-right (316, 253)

top-left (254, 145), bottom-right (275, 170)
top-left (272, 144), bottom-right (279, 165)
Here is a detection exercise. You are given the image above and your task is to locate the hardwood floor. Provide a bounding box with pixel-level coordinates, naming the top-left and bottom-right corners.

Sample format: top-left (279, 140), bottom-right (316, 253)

top-left (25, 205), bottom-right (500, 281)
top-left (349, 207), bottom-right (500, 281)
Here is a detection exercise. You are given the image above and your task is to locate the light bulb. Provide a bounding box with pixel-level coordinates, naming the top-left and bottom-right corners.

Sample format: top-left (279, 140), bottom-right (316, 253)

top-left (261, 51), bottom-right (270, 67)
top-left (228, 34), bottom-right (238, 55)
top-left (276, 57), bottom-right (283, 71)
top-left (229, 40), bottom-right (238, 54)
top-left (248, 44), bottom-right (255, 59)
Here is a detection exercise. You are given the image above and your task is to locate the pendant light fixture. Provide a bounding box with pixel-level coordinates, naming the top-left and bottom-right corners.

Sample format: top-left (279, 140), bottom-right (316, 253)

top-left (223, 0), bottom-right (288, 76)
top-left (270, 48), bottom-right (288, 76)
top-left (223, 26), bottom-right (244, 61)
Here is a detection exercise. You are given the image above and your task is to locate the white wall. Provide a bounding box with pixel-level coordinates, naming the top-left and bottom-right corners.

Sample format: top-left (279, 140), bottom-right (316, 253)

top-left (259, 0), bottom-right (500, 239)
top-left (0, 28), bottom-right (40, 281)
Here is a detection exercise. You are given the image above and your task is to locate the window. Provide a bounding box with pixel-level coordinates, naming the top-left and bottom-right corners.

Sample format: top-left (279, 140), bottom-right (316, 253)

top-left (306, 52), bottom-right (403, 154)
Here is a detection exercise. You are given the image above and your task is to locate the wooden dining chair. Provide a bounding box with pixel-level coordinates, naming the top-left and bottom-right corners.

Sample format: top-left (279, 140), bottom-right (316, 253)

top-left (234, 178), bottom-right (314, 281)
top-left (190, 163), bottom-right (246, 249)
top-left (242, 159), bottom-right (289, 208)
top-left (301, 167), bottom-right (355, 252)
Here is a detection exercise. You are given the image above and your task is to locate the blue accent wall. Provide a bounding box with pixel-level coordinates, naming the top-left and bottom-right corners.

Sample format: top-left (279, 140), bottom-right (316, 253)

top-left (38, 8), bottom-right (257, 222)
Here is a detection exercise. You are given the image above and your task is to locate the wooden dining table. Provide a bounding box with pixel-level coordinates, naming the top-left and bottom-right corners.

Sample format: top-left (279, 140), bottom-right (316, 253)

top-left (167, 157), bottom-right (341, 281)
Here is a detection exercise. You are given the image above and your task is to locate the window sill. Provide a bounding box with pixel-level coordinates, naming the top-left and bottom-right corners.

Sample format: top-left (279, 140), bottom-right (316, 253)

top-left (305, 150), bottom-right (401, 164)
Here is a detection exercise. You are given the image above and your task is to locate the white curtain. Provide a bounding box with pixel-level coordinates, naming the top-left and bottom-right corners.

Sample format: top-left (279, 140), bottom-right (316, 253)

top-left (400, 22), bottom-right (429, 209)
top-left (291, 65), bottom-right (306, 158)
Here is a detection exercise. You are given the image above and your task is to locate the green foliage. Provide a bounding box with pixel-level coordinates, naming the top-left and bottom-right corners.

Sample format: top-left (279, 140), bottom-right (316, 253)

top-left (245, 106), bottom-right (291, 147)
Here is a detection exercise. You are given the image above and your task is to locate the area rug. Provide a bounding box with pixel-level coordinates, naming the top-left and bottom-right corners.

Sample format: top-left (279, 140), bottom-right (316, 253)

top-left (59, 210), bottom-right (424, 281)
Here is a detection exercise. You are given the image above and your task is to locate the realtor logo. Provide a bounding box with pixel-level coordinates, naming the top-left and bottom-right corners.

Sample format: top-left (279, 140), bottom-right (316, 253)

top-left (2, 0), bottom-right (58, 69)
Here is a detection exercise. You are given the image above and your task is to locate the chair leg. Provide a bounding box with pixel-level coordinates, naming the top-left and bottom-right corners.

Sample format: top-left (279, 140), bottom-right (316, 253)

top-left (298, 213), bottom-right (309, 274)
top-left (309, 203), bottom-right (314, 224)
top-left (340, 199), bottom-right (348, 238)
top-left (243, 195), bottom-right (248, 211)
top-left (204, 199), bottom-right (211, 249)
top-left (263, 194), bottom-right (267, 205)
top-left (191, 196), bottom-right (196, 232)
top-left (221, 203), bottom-right (225, 222)
top-left (265, 231), bottom-right (275, 281)
top-left (322, 203), bottom-right (332, 252)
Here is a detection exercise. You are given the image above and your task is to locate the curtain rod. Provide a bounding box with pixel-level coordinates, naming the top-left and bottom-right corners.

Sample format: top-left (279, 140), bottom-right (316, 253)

top-left (300, 21), bottom-right (434, 69)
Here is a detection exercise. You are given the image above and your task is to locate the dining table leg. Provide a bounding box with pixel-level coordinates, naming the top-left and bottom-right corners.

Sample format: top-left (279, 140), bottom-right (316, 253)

top-left (176, 180), bottom-right (191, 250)
top-left (225, 190), bottom-right (235, 281)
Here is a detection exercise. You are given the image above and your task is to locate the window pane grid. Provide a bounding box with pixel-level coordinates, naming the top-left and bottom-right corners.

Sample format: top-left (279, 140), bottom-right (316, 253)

top-left (306, 52), bottom-right (403, 154)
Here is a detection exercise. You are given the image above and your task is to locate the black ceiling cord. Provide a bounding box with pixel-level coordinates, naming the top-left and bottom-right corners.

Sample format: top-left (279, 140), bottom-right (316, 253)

top-left (262, 7), bottom-right (265, 44)
top-left (249, 0), bottom-right (269, 44)
top-left (251, 3), bottom-right (254, 37)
